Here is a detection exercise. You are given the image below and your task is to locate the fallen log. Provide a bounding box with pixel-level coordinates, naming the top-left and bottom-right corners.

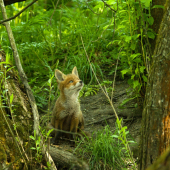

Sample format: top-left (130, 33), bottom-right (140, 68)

top-left (49, 146), bottom-right (89, 170)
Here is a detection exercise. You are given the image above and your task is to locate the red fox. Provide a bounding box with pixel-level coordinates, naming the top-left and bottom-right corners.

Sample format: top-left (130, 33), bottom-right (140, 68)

top-left (48, 66), bottom-right (88, 142)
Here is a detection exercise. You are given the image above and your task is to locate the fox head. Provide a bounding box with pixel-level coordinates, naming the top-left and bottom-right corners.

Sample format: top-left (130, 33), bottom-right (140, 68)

top-left (55, 67), bottom-right (84, 98)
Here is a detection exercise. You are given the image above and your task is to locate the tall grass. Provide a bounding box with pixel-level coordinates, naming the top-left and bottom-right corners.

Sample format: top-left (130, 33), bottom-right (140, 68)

top-left (76, 125), bottom-right (129, 170)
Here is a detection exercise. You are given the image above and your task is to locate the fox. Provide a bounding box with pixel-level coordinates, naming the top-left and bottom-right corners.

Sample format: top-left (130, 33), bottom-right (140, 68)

top-left (48, 66), bottom-right (88, 143)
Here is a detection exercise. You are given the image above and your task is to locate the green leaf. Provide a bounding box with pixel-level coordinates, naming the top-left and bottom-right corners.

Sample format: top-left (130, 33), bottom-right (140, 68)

top-left (141, 0), bottom-right (152, 8)
top-left (128, 140), bottom-right (136, 143)
top-left (112, 135), bottom-right (119, 138)
top-left (147, 17), bottom-right (154, 25)
top-left (140, 66), bottom-right (146, 73)
top-left (132, 34), bottom-right (140, 40)
top-left (7, 66), bottom-right (15, 72)
top-left (10, 94), bottom-right (14, 104)
top-left (152, 5), bottom-right (165, 9)
top-left (147, 31), bottom-right (155, 39)
top-left (120, 97), bottom-right (136, 106)
top-left (133, 80), bottom-right (140, 89)
top-left (133, 58), bottom-right (142, 63)
top-left (130, 53), bottom-right (141, 60)
top-left (142, 75), bottom-right (148, 82)
top-left (131, 43), bottom-right (136, 50)
top-left (37, 146), bottom-right (41, 150)
top-left (30, 147), bottom-right (36, 150)
top-left (29, 136), bottom-right (35, 140)
top-left (121, 69), bottom-right (130, 78)
top-left (135, 68), bottom-right (139, 75)
top-left (125, 36), bottom-right (131, 43)
top-left (47, 129), bottom-right (53, 136)
top-left (0, 61), bottom-right (11, 65)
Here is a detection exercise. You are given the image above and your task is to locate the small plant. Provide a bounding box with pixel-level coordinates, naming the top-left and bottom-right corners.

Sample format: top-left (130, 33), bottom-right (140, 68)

top-left (113, 118), bottom-right (137, 168)
top-left (29, 128), bottom-right (53, 166)
top-left (79, 84), bottom-right (99, 97)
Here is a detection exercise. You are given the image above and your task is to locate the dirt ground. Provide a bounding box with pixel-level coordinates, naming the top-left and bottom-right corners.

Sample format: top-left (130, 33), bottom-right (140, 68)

top-left (51, 80), bottom-right (143, 167)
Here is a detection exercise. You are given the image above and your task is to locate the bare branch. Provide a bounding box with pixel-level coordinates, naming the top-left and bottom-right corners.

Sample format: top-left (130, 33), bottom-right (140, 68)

top-left (48, 0), bottom-right (60, 25)
top-left (101, 0), bottom-right (117, 12)
top-left (0, 0), bottom-right (38, 24)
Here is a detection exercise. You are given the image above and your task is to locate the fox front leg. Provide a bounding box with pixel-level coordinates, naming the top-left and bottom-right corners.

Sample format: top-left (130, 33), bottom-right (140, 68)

top-left (70, 117), bottom-right (79, 140)
top-left (51, 119), bottom-right (64, 144)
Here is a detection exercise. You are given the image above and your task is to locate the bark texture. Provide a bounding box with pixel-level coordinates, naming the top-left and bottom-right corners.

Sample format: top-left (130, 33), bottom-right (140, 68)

top-left (146, 147), bottom-right (170, 170)
top-left (150, 0), bottom-right (166, 54)
top-left (139, 0), bottom-right (170, 169)
top-left (0, 51), bottom-right (33, 169)
top-left (49, 146), bottom-right (89, 170)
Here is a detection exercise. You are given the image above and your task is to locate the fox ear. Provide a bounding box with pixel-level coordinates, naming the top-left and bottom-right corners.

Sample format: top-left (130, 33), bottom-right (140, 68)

top-left (55, 69), bottom-right (66, 82)
top-left (72, 66), bottom-right (79, 78)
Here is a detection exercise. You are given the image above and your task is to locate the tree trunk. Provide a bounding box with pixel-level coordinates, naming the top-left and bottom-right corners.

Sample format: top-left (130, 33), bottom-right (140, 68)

top-left (139, 0), bottom-right (170, 169)
top-left (150, 0), bottom-right (166, 55)
top-left (0, 51), bottom-right (33, 169)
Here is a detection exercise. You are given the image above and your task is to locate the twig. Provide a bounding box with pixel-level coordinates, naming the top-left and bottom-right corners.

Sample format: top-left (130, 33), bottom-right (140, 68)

top-left (0, 0), bottom-right (38, 24)
top-left (48, 0), bottom-right (60, 25)
top-left (86, 115), bottom-right (115, 126)
top-left (86, 1), bottom-right (105, 15)
top-left (81, 34), bottom-right (119, 119)
top-left (111, 46), bottom-right (123, 102)
top-left (101, 0), bottom-right (117, 12)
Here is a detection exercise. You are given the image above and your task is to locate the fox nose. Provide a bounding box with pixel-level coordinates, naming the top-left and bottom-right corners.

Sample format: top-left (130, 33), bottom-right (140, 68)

top-left (80, 80), bottom-right (83, 84)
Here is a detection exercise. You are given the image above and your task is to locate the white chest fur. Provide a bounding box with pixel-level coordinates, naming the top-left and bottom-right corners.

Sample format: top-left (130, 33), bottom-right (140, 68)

top-left (59, 98), bottom-right (81, 119)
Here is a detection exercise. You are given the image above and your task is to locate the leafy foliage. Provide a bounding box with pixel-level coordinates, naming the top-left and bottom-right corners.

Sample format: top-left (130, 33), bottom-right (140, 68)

top-left (0, 0), bottom-right (159, 107)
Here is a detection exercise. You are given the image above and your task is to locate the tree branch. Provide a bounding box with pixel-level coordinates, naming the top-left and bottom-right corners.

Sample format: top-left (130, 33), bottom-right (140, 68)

top-left (101, 0), bottom-right (117, 12)
top-left (0, 0), bottom-right (38, 24)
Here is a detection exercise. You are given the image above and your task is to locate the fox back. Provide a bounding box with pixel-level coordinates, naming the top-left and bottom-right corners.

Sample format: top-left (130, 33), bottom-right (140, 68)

top-left (49, 66), bottom-right (85, 141)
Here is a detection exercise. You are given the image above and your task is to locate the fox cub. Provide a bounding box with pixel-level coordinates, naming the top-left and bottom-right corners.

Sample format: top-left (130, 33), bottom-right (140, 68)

top-left (49, 66), bottom-right (87, 142)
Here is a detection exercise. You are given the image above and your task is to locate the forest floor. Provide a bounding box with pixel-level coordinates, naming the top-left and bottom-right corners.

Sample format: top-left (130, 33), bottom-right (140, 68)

top-left (50, 80), bottom-right (143, 169)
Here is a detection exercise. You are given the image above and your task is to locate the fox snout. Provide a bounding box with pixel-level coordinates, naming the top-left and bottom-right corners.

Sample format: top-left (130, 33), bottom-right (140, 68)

top-left (78, 80), bottom-right (83, 87)
top-left (75, 80), bottom-right (84, 89)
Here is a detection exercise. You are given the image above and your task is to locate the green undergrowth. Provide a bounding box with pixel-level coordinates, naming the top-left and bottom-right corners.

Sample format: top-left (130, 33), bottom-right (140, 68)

top-left (75, 121), bottom-right (136, 170)
top-left (0, 0), bottom-right (164, 110)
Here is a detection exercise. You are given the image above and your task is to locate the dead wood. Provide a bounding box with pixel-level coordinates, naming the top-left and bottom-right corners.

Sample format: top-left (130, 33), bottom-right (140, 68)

top-left (86, 107), bottom-right (142, 126)
top-left (49, 146), bottom-right (89, 170)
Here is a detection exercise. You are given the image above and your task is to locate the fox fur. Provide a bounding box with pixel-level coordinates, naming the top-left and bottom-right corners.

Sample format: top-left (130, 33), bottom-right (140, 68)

top-left (48, 66), bottom-right (88, 142)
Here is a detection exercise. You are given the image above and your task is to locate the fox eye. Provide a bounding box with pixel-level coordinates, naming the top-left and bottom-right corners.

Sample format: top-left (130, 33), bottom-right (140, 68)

top-left (69, 80), bottom-right (73, 83)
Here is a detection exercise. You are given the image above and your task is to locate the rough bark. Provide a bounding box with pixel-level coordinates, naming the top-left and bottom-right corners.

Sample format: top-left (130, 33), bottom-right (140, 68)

top-left (146, 147), bottom-right (170, 170)
top-left (150, 0), bottom-right (166, 54)
top-left (49, 146), bottom-right (89, 170)
top-left (0, 0), bottom-right (40, 135)
top-left (0, 51), bottom-right (33, 169)
top-left (139, 0), bottom-right (170, 169)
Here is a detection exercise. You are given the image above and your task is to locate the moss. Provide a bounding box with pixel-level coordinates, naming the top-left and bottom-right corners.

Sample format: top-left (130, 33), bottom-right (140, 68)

top-left (0, 139), bottom-right (7, 162)
top-left (0, 109), bottom-right (7, 163)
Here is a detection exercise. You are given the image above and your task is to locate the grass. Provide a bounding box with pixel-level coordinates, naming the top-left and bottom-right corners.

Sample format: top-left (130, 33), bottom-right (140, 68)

top-left (75, 125), bottom-right (129, 170)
